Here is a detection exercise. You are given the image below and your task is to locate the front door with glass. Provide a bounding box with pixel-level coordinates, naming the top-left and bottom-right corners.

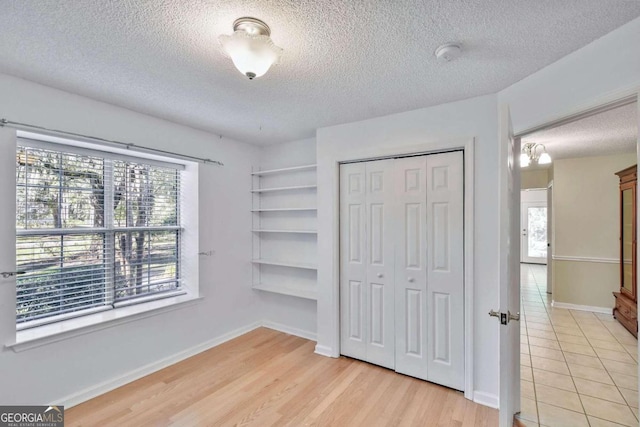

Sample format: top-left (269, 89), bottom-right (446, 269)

top-left (521, 189), bottom-right (548, 264)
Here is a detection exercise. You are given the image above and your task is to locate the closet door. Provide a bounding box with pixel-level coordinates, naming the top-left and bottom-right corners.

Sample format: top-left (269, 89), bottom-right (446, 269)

top-left (425, 151), bottom-right (464, 391)
top-left (339, 160), bottom-right (395, 368)
top-left (394, 156), bottom-right (429, 380)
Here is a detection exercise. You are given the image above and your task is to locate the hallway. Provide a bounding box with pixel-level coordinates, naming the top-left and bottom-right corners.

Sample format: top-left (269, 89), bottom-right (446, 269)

top-left (517, 264), bottom-right (639, 427)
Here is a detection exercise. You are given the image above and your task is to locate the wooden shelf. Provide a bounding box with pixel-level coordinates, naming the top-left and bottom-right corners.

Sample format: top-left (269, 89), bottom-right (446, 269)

top-left (251, 259), bottom-right (318, 270)
top-left (251, 208), bottom-right (317, 212)
top-left (251, 164), bottom-right (317, 176)
top-left (252, 283), bottom-right (318, 300)
top-left (252, 229), bottom-right (317, 234)
top-left (251, 185), bottom-right (317, 193)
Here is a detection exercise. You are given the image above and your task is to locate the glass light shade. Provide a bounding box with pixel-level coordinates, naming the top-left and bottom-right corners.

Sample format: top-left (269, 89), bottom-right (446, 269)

top-left (538, 152), bottom-right (551, 164)
top-left (219, 30), bottom-right (282, 79)
top-left (520, 153), bottom-right (530, 167)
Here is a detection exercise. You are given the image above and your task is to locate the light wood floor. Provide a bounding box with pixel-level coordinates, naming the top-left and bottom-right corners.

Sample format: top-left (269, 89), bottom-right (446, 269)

top-left (66, 328), bottom-right (498, 426)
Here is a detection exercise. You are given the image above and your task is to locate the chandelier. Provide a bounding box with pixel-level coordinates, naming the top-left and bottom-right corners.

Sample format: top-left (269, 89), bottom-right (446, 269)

top-left (520, 143), bottom-right (551, 167)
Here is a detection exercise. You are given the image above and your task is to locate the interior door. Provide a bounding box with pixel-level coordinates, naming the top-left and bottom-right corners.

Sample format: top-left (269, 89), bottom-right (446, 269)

top-left (339, 160), bottom-right (395, 369)
top-left (0, 128), bottom-right (17, 346)
top-left (394, 155), bottom-right (429, 380)
top-left (425, 152), bottom-right (465, 390)
top-left (499, 106), bottom-right (521, 427)
top-left (520, 196), bottom-right (548, 264)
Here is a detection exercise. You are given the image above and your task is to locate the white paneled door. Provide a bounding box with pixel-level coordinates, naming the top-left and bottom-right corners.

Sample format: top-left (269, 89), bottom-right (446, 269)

top-left (340, 151), bottom-right (464, 391)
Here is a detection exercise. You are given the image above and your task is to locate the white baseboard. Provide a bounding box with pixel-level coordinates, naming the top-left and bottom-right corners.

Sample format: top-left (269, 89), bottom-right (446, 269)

top-left (261, 320), bottom-right (317, 341)
top-left (314, 344), bottom-right (336, 358)
top-left (473, 391), bottom-right (499, 409)
top-left (59, 321), bottom-right (262, 408)
top-left (551, 301), bottom-right (612, 314)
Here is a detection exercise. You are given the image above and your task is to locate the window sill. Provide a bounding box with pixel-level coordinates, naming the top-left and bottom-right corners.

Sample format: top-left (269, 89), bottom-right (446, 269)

top-left (6, 293), bottom-right (203, 353)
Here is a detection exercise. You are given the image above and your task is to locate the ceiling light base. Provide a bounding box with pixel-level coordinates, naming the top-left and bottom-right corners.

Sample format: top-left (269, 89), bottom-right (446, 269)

top-left (435, 43), bottom-right (462, 62)
top-left (233, 17), bottom-right (271, 37)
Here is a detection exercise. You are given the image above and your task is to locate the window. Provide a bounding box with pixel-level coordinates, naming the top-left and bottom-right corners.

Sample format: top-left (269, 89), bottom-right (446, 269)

top-left (16, 138), bottom-right (184, 328)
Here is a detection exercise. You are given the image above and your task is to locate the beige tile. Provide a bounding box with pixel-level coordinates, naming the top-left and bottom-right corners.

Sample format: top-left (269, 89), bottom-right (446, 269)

top-left (571, 310), bottom-right (598, 319)
top-left (531, 355), bottom-right (570, 375)
top-left (613, 333), bottom-right (638, 346)
top-left (556, 333), bottom-right (590, 346)
top-left (588, 338), bottom-right (626, 352)
top-left (522, 353), bottom-right (531, 367)
top-left (554, 326), bottom-right (585, 337)
top-left (529, 336), bottom-right (560, 350)
top-left (532, 368), bottom-right (576, 392)
top-left (521, 343), bottom-right (530, 354)
top-left (521, 379), bottom-right (535, 400)
top-left (537, 402), bottom-right (588, 427)
top-left (573, 378), bottom-right (626, 404)
top-left (560, 341), bottom-right (597, 357)
top-left (584, 331), bottom-right (618, 343)
top-left (594, 347), bottom-right (637, 364)
top-left (529, 345), bottom-right (565, 361)
top-left (588, 416), bottom-right (631, 427)
top-left (528, 329), bottom-right (557, 340)
top-left (609, 371), bottom-right (639, 391)
top-left (601, 359), bottom-right (638, 377)
top-left (563, 352), bottom-right (604, 369)
top-left (622, 344), bottom-right (637, 357)
top-left (519, 396), bottom-right (538, 423)
top-left (596, 313), bottom-right (616, 322)
top-left (521, 364), bottom-right (533, 381)
top-left (534, 383), bottom-right (583, 412)
top-left (631, 406), bottom-right (639, 419)
top-left (580, 395), bottom-right (638, 426)
top-left (528, 322), bottom-right (554, 332)
top-left (567, 363), bottom-right (614, 385)
top-left (619, 387), bottom-right (638, 408)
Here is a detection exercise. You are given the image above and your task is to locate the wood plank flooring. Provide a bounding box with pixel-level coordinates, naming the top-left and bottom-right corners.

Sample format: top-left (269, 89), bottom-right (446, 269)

top-left (66, 328), bottom-right (498, 426)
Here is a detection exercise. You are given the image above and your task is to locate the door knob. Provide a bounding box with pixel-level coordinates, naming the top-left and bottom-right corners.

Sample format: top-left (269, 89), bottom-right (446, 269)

top-left (407, 277), bottom-right (414, 282)
top-left (508, 311), bottom-right (520, 322)
top-left (377, 273), bottom-right (383, 278)
top-left (488, 309), bottom-right (500, 318)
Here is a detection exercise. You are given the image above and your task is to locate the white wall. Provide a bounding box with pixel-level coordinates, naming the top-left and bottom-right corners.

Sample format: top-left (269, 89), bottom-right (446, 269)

top-left (316, 94), bottom-right (501, 406)
top-left (501, 17), bottom-right (640, 135)
top-left (257, 138), bottom-right (318, 337)
top-left (0, 74), bottom-right (262, 405)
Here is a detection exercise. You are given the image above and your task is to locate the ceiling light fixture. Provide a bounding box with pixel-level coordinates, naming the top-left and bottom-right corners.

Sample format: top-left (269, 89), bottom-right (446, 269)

top-left (520, 142), bottom-right (551, 167)
top-left (219, 17), bottom-right (283, 80)
top-left (435, 43), bottom-right (462, 62)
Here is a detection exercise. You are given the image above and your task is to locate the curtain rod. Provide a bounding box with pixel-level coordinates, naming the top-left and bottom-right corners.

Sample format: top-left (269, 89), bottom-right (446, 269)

top-left (0, 119), bottom-right (224, 166)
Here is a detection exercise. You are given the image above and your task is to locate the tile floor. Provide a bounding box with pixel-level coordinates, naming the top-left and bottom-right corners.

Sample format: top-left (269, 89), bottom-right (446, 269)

top-left (516, 264), bottom-right (639, 427)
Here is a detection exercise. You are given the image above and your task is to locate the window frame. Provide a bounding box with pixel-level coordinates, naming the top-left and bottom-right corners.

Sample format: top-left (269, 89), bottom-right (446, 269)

top-left (12, 132), bottom-right (200, 343)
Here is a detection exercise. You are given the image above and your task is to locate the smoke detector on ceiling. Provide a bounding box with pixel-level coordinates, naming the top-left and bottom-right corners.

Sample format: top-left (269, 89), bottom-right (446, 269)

top-left (435, 43), bottom-right (462, 62)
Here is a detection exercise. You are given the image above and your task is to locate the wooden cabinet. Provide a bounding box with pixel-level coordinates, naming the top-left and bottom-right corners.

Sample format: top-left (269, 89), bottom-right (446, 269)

top-left (613, 165), bottom-right (637, 337)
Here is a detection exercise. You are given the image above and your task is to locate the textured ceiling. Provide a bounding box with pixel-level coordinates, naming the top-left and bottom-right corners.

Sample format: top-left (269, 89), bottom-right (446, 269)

top-left (1, 1), bottom-right (639, 145)
top-left (522, 103), bottom-right (638, 163)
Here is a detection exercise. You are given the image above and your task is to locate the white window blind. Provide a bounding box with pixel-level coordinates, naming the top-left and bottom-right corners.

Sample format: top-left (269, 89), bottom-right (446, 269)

top-left (16, 140), bottom-right (183, 328)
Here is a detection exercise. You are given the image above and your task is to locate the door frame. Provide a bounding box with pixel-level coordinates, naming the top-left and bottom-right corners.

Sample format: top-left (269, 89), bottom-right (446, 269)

top-left (499, 89), bottom-right (639, 423)
top-left (318, 137), bottom-right (475, 401)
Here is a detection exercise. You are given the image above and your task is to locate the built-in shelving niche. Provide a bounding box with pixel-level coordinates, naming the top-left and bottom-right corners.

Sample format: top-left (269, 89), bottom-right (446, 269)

top-left (251, 164), bottom-right (317, 300)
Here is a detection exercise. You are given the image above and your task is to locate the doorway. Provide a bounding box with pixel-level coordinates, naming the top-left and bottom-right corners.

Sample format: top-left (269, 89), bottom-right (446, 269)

top-left (513, 99), bottom-right (639, 426)
top-left (339, 151), bottom-right (465, 391)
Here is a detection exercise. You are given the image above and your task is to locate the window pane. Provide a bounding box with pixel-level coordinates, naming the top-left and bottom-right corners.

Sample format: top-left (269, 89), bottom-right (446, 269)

top-left (527, 207), bottom-right (547, 258)
top-left (16, 147), bottom-right (104, 230)
top-left (114, 230), bottom-right (180, 301)
top-left (113, 161), bottom-right (179, 227)
top-left (16, 233), bottom-right (108, 323)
